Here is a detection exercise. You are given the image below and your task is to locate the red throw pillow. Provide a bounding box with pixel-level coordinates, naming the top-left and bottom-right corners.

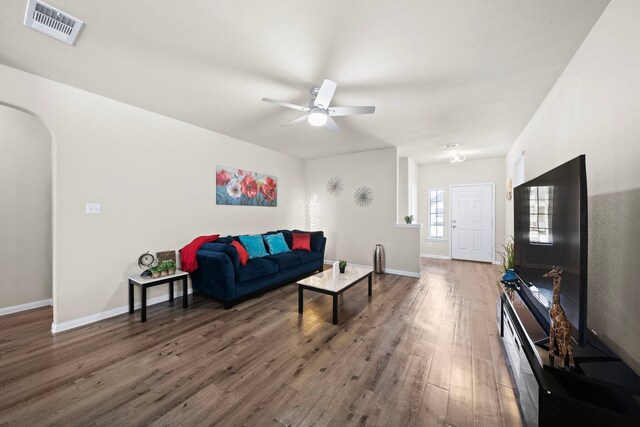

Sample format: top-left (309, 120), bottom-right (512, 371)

top-left (292, 232), bottom-right (311, 251)
top-left (230, 240), bottom-right (249, 265)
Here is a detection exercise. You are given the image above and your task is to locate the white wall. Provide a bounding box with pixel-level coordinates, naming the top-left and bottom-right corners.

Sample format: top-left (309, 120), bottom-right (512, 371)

top-left (505, 0), bottom-right (640, 373)
top-left (418, 157), bottom-right (505, 258)
top-left (0, 105), bottom-right (52, 309)
top-left (0, 64), bottom-right (306, 328)
top-left (306, 148), bottom-right (421, 275)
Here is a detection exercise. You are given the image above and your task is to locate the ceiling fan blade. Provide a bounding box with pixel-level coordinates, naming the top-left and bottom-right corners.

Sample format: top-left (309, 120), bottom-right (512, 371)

top-left (313, 79), bottom-right (337, 108)
top-left (324, 116), bottom-right (340, 132)
top-left (328, 106), bottom-right (375, 116)
top-left (262, 98), bottom-right (310, 112)
top-left (280, 115), bottom-right (308, 127)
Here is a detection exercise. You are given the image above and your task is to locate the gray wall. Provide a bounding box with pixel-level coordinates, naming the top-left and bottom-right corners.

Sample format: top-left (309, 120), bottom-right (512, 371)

top-left (505, 0), bottom-right (640, 373)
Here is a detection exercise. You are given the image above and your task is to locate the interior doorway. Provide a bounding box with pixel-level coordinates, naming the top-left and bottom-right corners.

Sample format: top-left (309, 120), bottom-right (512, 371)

top-left (0, 104), bottom-right (53, 320)
top-left (450, 183), bottom-right (494, 263)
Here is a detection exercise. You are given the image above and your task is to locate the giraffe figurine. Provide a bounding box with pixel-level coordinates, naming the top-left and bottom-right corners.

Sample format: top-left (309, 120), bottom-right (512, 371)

top-left (543, 266), bottom-right (575, 369)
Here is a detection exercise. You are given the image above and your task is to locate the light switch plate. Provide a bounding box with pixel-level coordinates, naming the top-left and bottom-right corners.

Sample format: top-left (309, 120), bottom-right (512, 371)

top-left (86, 203), bottom-right (101, 214)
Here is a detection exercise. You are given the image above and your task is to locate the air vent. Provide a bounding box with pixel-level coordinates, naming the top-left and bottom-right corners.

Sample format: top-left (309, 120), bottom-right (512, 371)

top-left (24, 0), bottom-right (83, 45)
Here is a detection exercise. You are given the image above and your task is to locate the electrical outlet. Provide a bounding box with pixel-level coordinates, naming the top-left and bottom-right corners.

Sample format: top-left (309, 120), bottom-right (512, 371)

top-left (86, 203), bottom-right (101, 214)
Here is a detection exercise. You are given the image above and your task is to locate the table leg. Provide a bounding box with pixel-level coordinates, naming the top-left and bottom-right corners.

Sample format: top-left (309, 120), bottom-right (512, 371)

top-left (183, 277), bottom-right (188, 308)
top-left (169, 281), bottom-right (174, 303)
top-left (368, 273), bottom-right (372, 296)
top-left (128, 280), bottom-right (134, 314)
top-left (141, 285), bottom-right (147, 322)
top-left (332, 294), bottom-right (338, 325)
top-left (298, 286), bottom-right (303, 314)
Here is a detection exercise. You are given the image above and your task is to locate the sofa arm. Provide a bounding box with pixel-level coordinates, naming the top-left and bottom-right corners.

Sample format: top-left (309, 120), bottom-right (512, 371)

top-left (319, 236), bottom-right (327, 263)
top-left (200, 242), bottom-right (240, 274)
top-left (191, 250), bottom-right (236, 302)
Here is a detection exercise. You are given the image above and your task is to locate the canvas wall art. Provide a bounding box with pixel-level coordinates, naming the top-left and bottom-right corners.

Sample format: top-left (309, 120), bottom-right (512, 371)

top-left (216, 165), bottom-right (278, 207)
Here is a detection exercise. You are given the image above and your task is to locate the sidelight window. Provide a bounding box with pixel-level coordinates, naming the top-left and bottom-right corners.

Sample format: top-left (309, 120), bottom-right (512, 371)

top-left (428, 189), bottom-right (445, 239)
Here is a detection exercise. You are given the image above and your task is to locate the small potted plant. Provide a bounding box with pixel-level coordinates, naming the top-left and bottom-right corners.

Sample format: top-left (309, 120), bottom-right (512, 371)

top-left (498, 237), bottom-right (517, 282)
top-left (404, 215), bottom-right (414, 224)
top-left (165, 260), bottom-right (176, 275)
top-left (150, 266), bottom-right (161, 278)
top-left (158, 261), bottom-right (169, 277)
top-left (339, 260), bottom-right (347, 274)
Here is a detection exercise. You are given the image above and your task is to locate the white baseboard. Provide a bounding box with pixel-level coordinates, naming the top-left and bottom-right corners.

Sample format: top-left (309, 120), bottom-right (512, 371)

top-left (420, 253), bottom-right (452, 260)
top-left (0, 298), bottom-right (52, 317)
top-left (384, 268), bottom-right (421, 278)
top-left (51, 289), bottom-right (193, 334)
top-left (324, 260), bottom-right (420, 278)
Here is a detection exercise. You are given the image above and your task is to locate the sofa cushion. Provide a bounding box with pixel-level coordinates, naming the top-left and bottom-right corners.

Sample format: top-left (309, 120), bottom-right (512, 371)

top-left (295, 250), bottom-right (322, 265)
top-left (293, 230), bottom-right (324, 252)
top-left (263, 232), bottom-right (290, 255)
top-left (237, 258), bottom-right (278, 282)
top-left (292, 232), bottom-right (311, 251)
top-left (239, 234), bottom-right (268, 259)
top-left (201, 242), bottom-right (226, 252)
top-left (277, 230), bottom-right (293, 248)
top-left (263, 252), bottom-right (301, 270)
top-left (230, 240), bottom-right (248, 266)
top-left (216, 235), bottom-right (234, 244)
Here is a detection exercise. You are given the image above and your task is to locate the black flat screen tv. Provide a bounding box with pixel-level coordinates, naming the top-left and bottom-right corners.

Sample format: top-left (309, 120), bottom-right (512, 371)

top-left (514, 155), bottom-right (588, 345)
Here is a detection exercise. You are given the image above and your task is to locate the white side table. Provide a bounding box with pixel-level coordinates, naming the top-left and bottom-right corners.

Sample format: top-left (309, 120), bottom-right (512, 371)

top-left (128, 270), bottom-right (189, 322)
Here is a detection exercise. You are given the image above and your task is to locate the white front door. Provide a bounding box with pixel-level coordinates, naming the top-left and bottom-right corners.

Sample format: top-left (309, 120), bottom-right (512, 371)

top-left (451, 184), bottom-right (493, 262)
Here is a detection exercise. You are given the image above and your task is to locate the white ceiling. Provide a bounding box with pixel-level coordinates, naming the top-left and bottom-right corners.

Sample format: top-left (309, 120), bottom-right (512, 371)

top-left (0, 1), bottom-right (609, 164)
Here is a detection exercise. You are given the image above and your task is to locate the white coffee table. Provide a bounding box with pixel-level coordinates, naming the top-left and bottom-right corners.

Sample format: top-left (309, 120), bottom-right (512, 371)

top-left (297, 266), bottom-right (373, 324)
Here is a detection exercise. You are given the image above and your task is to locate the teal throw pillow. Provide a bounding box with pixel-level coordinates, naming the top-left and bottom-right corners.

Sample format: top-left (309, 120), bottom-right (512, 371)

top-left (263, 233), bottom-right (290, 255)
top-left (239, 234), bottom-right (268, 259)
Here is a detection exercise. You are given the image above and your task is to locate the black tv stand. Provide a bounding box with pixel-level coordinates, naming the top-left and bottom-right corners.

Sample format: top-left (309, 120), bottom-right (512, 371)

top-left (581, 330), bottom-right (621, 360)
top-left (498, 287), bottom-right (640, 426)
top-left (532, 336), bottom-right (619, 366)
top-left (534, 336), bottom-right (551, 350)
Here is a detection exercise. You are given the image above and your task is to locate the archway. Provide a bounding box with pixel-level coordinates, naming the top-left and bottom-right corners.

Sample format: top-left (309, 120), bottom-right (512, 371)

top-left (0, 103), bottom-right (55, 326)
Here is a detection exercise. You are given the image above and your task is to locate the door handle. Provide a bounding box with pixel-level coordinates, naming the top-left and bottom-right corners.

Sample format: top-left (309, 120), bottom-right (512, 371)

top-left (452, 225), bottom-right (456, 229)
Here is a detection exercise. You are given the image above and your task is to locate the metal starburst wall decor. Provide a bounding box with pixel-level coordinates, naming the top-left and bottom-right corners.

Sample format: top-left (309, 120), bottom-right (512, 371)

top-left (326, 177), bottom-right (344, 196)
top-left (353, 186), bottom-right (374, 207)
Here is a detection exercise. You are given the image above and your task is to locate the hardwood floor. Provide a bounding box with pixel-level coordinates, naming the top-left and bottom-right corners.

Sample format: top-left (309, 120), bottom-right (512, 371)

top-left (0, 259), bottom-right (522, 426)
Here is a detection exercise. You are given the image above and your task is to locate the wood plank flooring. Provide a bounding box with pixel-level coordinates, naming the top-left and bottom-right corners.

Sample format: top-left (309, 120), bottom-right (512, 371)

top-left (0, 259), bottom-right (522, 426)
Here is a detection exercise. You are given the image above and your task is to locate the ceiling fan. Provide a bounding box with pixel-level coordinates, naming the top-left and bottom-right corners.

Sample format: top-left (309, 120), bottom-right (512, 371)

top-left (261, 79), bottom-right (375, 130)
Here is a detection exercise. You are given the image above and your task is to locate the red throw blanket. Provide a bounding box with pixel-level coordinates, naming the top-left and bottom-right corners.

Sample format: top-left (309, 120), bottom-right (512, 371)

top-left (180, 234), bottom-right (219, 272)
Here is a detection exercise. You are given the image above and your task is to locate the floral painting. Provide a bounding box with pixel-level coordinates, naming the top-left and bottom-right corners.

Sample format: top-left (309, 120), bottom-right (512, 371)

top-left (216, 166), bottom-right (278, 207)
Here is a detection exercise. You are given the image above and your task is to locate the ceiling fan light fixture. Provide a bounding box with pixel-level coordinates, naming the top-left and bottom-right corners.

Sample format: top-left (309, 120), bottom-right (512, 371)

top-left (308, 109), bottom-right (328, 127)
top-left (449, 151), bottom-right (467, 163)
top-left (262, 79), bottom-right (374, 129)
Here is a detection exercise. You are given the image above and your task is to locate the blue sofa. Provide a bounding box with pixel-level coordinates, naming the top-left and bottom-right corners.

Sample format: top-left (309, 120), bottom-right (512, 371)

top-left (190, 230), bottom-right (326, 309)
